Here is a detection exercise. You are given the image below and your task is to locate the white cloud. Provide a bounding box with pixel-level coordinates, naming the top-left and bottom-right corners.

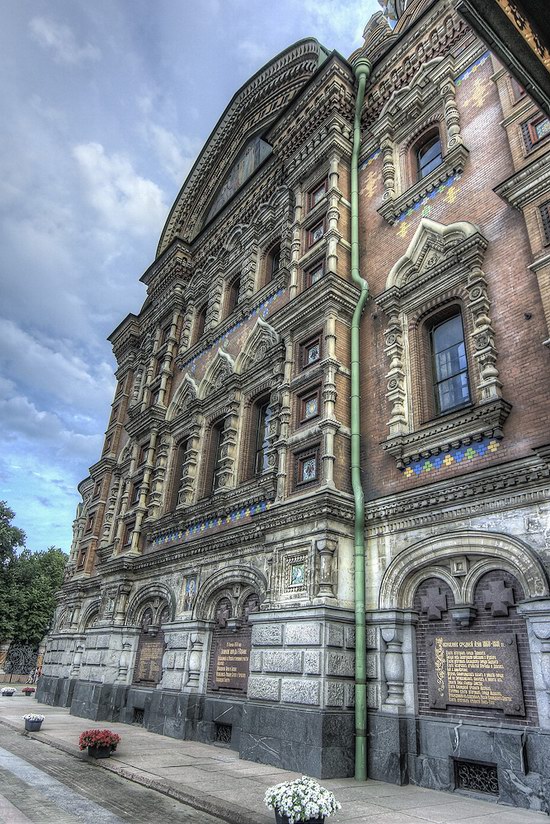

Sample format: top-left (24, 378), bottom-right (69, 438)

top-left (29, 16), bottom-right (101, 65)
top-left (301, 0), bottom-right (370, 48)
top-left (146, 124), bottom-right (201, 184)
top-left (237, 39), bottom-right (271, 69)
top-left (72, 142), bottom-right (168, 236)
top-left (0, 319), bottom-right (114, 415)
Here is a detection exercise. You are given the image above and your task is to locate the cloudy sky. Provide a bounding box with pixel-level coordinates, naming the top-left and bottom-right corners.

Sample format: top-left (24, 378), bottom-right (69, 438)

top-left (0, 0), bottom-right (378, 552)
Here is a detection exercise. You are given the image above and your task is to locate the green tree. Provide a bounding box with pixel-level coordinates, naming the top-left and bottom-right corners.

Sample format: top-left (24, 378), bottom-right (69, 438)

top-left (9, 547), bottom-right (67, 645)
top-left (0, 503), bottom-right (67, 645)
top-left (0, 501), bottom-right (26, 641)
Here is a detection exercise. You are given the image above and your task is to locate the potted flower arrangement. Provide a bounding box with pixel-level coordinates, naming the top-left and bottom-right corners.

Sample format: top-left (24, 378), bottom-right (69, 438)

top-left (22, 686), bottom-right (36, 696)
top-left (78, 729), bottom-right (121, 759)
top-left (264, 776), bottom-right (341, 824)
top-left (23, 713), bottom-right (44, 732)
top-left (1, 687), bottom-right (16, 697)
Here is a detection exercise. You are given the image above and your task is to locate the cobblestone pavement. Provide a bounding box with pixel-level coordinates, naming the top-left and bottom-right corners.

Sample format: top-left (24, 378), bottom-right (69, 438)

top-left (0, 690), bottom-right (548, 824)
top-left (0, 725), bottom-right (221, 823)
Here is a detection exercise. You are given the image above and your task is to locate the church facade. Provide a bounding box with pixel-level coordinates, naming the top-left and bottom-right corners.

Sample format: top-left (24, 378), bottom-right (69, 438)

top-left (39, 0), bottom-right (550, 811)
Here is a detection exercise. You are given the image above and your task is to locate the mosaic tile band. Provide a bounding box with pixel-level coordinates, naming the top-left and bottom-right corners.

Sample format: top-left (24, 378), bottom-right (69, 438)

top-left (152, 500), bottom-right (273, 546)
top-left (455, 51), bottom-right (490, 86)
top-left (402, 437), bottom-right (500, 479)
top-left (180, 287), bottom-right (286, 373)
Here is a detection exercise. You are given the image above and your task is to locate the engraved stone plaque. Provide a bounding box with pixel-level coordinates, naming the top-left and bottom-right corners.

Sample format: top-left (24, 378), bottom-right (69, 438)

top-left (211, 637), bottom-right (251, 692)
top-left (427, 633), bottom-right (524, 716)
top-left (133, 635), bottom-right (165, 685)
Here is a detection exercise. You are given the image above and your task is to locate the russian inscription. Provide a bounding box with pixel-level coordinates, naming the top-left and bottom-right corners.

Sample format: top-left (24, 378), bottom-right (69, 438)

top-left (427, 633), bottom-right (524, 716)
top-left (211, 637), bottom-right (251, 691)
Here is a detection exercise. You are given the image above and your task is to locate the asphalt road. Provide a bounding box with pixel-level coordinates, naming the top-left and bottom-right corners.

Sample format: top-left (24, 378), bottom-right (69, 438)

top-left (0, 725), bottom-right (223, 824)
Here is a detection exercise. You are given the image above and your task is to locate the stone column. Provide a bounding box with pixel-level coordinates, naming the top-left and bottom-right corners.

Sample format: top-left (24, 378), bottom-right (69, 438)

top-left (368, 609), bottom-right (418, 714)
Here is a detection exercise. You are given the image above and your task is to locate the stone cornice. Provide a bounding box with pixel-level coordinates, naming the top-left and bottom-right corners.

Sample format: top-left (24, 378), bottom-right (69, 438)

top-left (494, 152), bottom-right (550, 210)
top-left (378, 144), bottom-right (469, 225)
top-left (365, 453), bottom-right (550, 535)
top-left (382, 399), bottom-right (512, 466)
top-left (272, 273), bottom-right (360, 334)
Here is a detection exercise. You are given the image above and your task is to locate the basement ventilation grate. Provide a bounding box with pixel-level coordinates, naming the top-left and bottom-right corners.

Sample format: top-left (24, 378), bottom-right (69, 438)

top-left (455, 759), bottom-right (499, 796)
top-left (215, 723), bottom-right (232, 744)
top-left (132, 708), bottom-right (144, 726)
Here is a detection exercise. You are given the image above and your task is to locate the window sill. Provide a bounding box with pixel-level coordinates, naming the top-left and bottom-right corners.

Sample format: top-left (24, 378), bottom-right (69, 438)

top-left (378, 142), bottom-right (469, 225)
top-left (382, 397), bottom-right (512, 469)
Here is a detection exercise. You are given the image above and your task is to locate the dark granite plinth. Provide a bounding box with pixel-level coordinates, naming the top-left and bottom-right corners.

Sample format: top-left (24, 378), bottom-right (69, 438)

top-left (34, 678), bottom-right (550, 810)
top-left (368, 711), bottom-right (550, 814)
top-left (240, 703), bottom-right (354, 778)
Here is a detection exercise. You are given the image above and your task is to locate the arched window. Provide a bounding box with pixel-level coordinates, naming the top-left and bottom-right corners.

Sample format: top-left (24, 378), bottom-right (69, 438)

top-left (193, 304), bottom-right (207, 345)
top-left (430, 311), bottom-right (470, 414)
top-left (416, 131), bottom-right (442, 179)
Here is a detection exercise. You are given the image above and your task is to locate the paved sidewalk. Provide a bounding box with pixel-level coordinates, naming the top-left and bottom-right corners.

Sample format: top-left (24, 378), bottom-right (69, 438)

top-left (0, 691), bottom-right (547, 824)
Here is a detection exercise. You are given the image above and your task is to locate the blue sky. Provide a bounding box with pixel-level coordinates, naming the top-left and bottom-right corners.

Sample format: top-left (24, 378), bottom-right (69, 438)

top-left (0, 0), bottom-right (378, 552)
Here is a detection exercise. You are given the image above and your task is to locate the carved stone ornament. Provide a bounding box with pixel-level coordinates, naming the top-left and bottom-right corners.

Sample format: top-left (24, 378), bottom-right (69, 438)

top-left (377, 218), bottom-right (511, 468)
top-left (372, 56), bottom-right (468, 225)
top-left (420, 586), bottom-right (447, 620)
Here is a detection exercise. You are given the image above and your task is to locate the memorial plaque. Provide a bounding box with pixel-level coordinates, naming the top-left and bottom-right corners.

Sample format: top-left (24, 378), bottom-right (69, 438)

top-left (133, 635), bottom-right (165, 684)
top-left (427, 633), bottom-right (524, 716)
top-left (211, 636), bottom-right (251, 692)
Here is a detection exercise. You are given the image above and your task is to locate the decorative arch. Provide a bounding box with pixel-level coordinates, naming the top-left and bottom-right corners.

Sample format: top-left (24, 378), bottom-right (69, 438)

top-left (156, 39), bottom-right (326, 249)
top-left (194, 565), bottom-right (267, 621)
top-left (385, 218), bottom-right (483, 292)
top-left (235, 318), bottom-right (279, 374)
top-left (80, 601), bottom-right (101, 632)
top-left (166, 375), bottom-right (199, 421)
top-left (198, 349), bottom-right (236, 400)
top-left (125, 583), bottom-right (176, 626)
top-left (379, 530), bottom-right (549, 610)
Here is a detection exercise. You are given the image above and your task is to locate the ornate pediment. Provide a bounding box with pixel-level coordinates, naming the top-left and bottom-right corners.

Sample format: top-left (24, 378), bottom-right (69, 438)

top-left (166, 375), bottom-right (198, 421)
top-left (384, 218), bottom-right (485, 297)
top-left (199, 350), bottom-right (236, 399)
top-left (157, 39), bottom-right (328, 251)
top-left (235, 318), bottom-right (279, 374)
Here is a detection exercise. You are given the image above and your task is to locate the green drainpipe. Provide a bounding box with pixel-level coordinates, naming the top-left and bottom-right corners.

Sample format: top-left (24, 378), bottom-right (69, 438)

top-left (350, 56), bottom-right (372, 782)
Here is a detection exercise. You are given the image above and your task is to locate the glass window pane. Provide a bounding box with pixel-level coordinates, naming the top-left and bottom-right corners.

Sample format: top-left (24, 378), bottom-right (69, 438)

top-left (433, 314), bottom-right (463, 351)
top-left (418, 136), bottom-right (442, 178)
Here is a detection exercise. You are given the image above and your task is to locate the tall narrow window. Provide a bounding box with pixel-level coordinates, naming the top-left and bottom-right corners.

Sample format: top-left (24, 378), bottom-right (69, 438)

top-left (210, 420), bottom-right (225, 492)
top-left (431, 313), bottom-right (470, 414)
top-left (417, 132), bottom-right (442, 179)
top-left (194, 304), bottom-right (207, 344)
top-left (226, 275), bottom-right (241, 316)
top-left (266, 243), bottom-right (281, 284)
top-left (254, 400), bottom-right (270, 475)
top-left (171, 439), bottom-right (188, 509)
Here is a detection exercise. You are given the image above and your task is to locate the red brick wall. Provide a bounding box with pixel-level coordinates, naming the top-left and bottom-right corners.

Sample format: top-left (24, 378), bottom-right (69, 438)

top-left (358, 55), bottom-right (550, 500)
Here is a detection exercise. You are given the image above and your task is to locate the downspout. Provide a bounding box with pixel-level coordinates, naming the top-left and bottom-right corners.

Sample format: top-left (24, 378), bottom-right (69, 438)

top-left (350, 56), bottom-right (372, 782)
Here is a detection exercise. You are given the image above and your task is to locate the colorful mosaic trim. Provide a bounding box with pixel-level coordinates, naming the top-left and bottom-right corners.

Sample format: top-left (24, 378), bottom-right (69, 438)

top-left (359, 148), bottom-right (381, 170)
top-left (152, 500), bottom-right (273, 546)
top-left (455, 52), bottom-right (490, 86)
top-left (395, 172), bottom-right (460, 231)
top-left (180, 287), bottom-right (286, 373)
top-left (402, 437), bottom-right (500, 479)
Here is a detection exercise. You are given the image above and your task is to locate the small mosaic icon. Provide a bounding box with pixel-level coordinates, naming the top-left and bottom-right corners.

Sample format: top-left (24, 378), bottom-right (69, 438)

top-left (301, 456), bottom-right (317, 481)
top-left (304, 397), bottom-right (318, 418)
top-left (306, 343), bottom-right (320, 364)
top-left (290, 562), bottom-right (305, 586)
